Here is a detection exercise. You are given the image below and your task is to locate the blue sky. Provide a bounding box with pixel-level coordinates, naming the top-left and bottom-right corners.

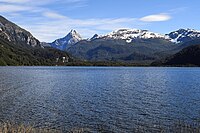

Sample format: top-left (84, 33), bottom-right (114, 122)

top-left (0, 0), bottom-right (199, 42)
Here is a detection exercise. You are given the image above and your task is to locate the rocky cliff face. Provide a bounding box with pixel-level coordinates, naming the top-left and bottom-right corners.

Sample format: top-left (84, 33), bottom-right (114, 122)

top-left (0, 16), bottom-right (40, 47)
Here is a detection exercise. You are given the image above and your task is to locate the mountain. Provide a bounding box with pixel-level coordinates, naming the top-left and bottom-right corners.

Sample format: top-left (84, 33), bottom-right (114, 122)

top-left (152, 39), bottom-right (200, 66)
top-left (96, 29), bottom-right (167, 43)
top-left (90, 34), bottom-right (99, 41)
top-left (2, 15), bottom-right (198, 65)
top-left (67, 37), bottom-right (176, 62)
top-left (50, 28), bottom-right (200, 49)
top-left (153, 44), bottom-right (200, 66)
top-left (50, 28), bottom-right (200, 52)
top-left (166, 29), bottom-right (200, 44)
top-left (65, 29), bottom-right (179, 62)
top-left (49, 28), bottom-right (200, 62)
top-left (0, 16), bottom-right (40, 47)
top-left (0, 15), bottom-right (73, 66)
top-left (95, 28), bottom-right (200, 44)
top-left (0, 36), bottom-right (73, 66)
top-left (50, 29), bottom-right (82, 51)
top-left (176, 38), bottom-right (200, 50)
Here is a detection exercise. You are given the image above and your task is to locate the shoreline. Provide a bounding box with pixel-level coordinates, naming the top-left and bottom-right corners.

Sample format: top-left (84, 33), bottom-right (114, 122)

top-left (1, 121), bottom-right (200, 133)
top-left (0, 61), bottom-right (199, 67)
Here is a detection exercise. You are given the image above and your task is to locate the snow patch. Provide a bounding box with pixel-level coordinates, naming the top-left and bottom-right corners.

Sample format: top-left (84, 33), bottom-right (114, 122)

top-left (100, 29), bottom-right (166, 41)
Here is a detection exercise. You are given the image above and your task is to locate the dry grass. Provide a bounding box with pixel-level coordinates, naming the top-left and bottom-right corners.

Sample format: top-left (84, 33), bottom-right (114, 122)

top-left (0, 122), bottom-right (200, 133)
top-left (0, 123), bottom-right (91, 133)
top-left (0, 123), bottom-right (60, 133)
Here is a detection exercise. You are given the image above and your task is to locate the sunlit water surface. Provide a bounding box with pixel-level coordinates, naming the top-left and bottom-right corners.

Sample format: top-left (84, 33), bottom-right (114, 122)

top-left (0, 67), bottom-right (200, 132)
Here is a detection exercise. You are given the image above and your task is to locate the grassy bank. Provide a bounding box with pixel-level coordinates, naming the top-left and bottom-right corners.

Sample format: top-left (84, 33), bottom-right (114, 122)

top-left (0, 123), bottom-right (91, 133)
top-left (1, 122), bottom-right (200, 133)
top-left (0, 123), bottom-right (60, 133)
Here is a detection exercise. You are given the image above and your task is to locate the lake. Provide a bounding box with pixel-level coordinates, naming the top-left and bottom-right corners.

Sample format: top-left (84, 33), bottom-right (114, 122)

top-left (0, 67), bottom-right (200, 132)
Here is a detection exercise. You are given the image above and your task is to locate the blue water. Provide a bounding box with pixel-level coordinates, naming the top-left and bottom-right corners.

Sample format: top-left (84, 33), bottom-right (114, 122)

top-left (0, 67), bottom-right (200, 132)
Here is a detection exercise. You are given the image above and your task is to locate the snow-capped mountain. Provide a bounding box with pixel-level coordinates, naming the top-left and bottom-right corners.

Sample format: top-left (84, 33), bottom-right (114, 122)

top-left (89, 28), bottom-right (200, 44)
top-left (99, 29), bottom-right (166, 43)
top-left (51, 29), bottom-right (82, 50)
top-left (166, 29), bottom-right (200, 43)
top-left (48, 28), bottom-right (200, 62)
top-left (50, 28), bottom-right (200, 52)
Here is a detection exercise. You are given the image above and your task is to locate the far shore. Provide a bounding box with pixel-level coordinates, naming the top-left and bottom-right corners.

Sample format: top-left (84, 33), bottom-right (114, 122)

top-left (0, 60), bottom-right (200, 67)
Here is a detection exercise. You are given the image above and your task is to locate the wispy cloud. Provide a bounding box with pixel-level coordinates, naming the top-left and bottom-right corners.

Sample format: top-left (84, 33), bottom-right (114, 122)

top-left (0, 0), bottom-right (95, 41)
top-left (43, 12), bottom-right (66, 19)
top-left (18, 15), bottom-right (139, 42)
top-left (0, 0), bottom-right (183, 42)
top-left (0, 0), bottom-right (30, 4)
top-left (0, 0), bottom-right (85, 5)
top-left (140, 14), bottom-right (171, 22)
top-left (0, 4), bottom-right (32, 12)
top-left (0, 0), bottom-right (88, 12)
top-left (168, 7), bottom-right (188, 14)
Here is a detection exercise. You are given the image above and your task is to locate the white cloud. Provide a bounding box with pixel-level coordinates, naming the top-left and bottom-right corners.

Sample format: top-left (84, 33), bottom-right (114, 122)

top-left (0, 0), bottom-right (51, 6)
top-left (0, 0), bottom-right (30, 3)
top-left (140, 14), bottom-right (171, 22)
top-left (0, 0), bottom-right (176, 42)
top-left (0, 0), bottom-right (58, 4)
top-left (18, 16), bottom-right (138, 42)
top-left (0, 0), bottom-right (88, 12)
top-left (43, 12), bottom-right (66, 19)
top-left (0, 4), bottom-right (32, 12)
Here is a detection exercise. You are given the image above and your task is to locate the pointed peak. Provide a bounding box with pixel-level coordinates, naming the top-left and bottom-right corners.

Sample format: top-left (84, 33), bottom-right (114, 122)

top-left (70, 29), bottom-right (76, 33)
top-left (68, 29), bottom-right (82, 37)
top-left (92, 34), bottom-right (99, 38)
top-left (62, 29), bottom-right (82, 41)
top-left (90, 34), bottom-right (99, 40)
top-left (69, 29), bottom-right (80, 35)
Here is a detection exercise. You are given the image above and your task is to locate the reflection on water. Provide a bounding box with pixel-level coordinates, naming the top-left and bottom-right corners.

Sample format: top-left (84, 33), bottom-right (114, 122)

top-left (0, 67), bottom-right (200, 132)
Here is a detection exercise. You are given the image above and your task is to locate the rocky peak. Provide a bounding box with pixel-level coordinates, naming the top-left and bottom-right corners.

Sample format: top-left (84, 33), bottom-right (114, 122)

top-left (90, 34), bottom-right (99, 40)
top-left (51, 29), bottom-right (82, 51)
top-left (67, 29), bottom-right (82, 40)
top-left (166, 28), bottom-right (200, 43)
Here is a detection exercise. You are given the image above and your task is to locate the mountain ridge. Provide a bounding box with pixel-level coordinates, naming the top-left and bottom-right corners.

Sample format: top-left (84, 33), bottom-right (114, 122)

top-left (0, 15), bottom-right (40, 47)
top-left (0, 15), bottom-right (74, 66)
top-left (49, 28), bottom-right (200, 62)
top-left (49, 28), bottom-right (200, 52)
top-left (166, 28), bottom-right (200, 44)
top-left (1, 15), bottom-right (200, 65)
